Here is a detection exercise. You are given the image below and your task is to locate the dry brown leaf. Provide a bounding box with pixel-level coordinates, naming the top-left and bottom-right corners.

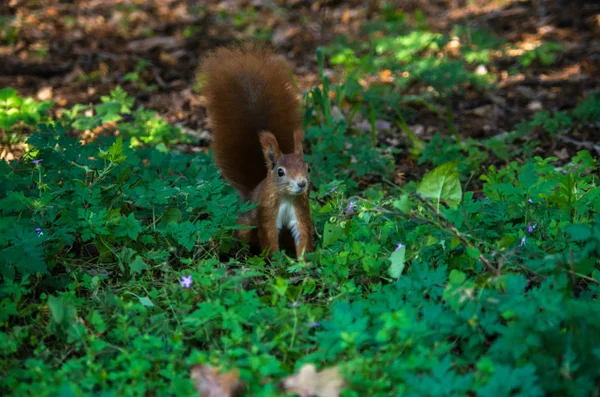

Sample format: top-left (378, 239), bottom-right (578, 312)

top-left (471, 105), bottom-right (493, 117)
top-left (160, 51), bottom-right (178, 66)
top-left (341, 10), bottom-right (351, 25)
top-left (395, 172), bottom-right (406, 185)
top-left (527, 100), bottom-right (543, 111)
top-left (36, 86), bottom-right (53, 101)
top-left (126, 36), bottom-right (181, 53)
top-left (379, 69), bottom-right (394, 83)
top-left (190, 365), bottom-right (245, 397)
top-left (280, 364), bottom-right (346, 397)
top-left (272, 26), bottom-right (301, 46)
top-left (554, 147), bottom-right (569, 160)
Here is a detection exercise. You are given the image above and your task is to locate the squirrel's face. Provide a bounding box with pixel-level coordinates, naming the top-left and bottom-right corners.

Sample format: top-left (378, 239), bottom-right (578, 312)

top-left (270, 153), bottom-right (310, 196)
top-left (260, 130), bottom-right (310, 197)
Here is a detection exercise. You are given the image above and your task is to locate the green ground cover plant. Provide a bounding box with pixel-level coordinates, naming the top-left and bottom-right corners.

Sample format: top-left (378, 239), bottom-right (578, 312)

top-left (1, 7), bottom-right (600, 397)
top-left (0, 87), bottom-right (53, 151)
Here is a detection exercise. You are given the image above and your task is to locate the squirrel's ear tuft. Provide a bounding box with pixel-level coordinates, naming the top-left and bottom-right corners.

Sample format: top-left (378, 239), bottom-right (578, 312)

top-left (293, 130), bottom-right (305, 155)
top-left (259, 131), bottom-right (281, 165)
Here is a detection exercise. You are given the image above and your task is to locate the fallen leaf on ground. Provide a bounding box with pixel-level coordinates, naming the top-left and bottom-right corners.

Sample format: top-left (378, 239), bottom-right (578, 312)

top-left (471, 104), bottom-right (494, 117)
top-left (126, 36), bottom-right (181, 52)
top-left (395, 171), bottom-right (406, 185)
top-left (36, 86), bottom-right (53, 101)
top-left (527, 100), bottom-right (543, 111)
top-left (280, 364), bottom-right (346, 397)
top-left (190, 365), bottom-right (245, 397)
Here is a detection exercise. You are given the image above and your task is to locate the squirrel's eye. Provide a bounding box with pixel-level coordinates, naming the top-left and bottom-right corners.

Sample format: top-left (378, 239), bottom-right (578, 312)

top-left (277, 168), bottom-right (285, 177)
top-left (308, 166), bottom-right (311, 173)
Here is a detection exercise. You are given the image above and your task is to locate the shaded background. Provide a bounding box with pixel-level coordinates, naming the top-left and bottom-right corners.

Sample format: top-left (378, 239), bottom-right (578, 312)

top-left (1, 0), bottom-right (599, 161)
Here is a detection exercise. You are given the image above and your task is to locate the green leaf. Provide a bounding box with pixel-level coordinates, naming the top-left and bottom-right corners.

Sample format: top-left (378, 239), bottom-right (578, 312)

top-left (388, 246), bottom-right (406, 279)
top-left (47, 295), bottom-right (65, 324)
top-left (417, 161), bottom-right (462, 209)
top-left (575, 258), bottom-right (595, 276)
top-left (145, 250), bottom-right (170, 263)
top-left (129, 255), bottom-right (147, 275)
top-left (89, 311), bottom-right (106, 332)
top-left (168, 221), bottom-right (197, 251)
top-left (466, 247), bottom-right (481, 259)
top-left (323, 221), bottom-right (344, 248)
top-left (476, 356), bottom-right (495, 374)
top-left (393, 194), bottom-right (411, 214)
top-left (96, 102), bottom-right (123, 124)
top-left (449, 269), bottom-right (466, 284)
top-left (0, 191), bottom-right (32, 213)
top-left (108, 136), bottom-right (123, 158)
top-left (496, 235), bottom-right (516, 250)
top-left (573, 93), bottom-right (600, 122)
top-left (115, 213), bottom-right (142, 240)
top-left (0, 87), bottom-right (17, 103)
top-left (98, 136), bottom-right (126, 164)
top-left (160, 207), bottom-right (182, 226)
top-left (566, 224), bottom-right (591, 242)
top-left (450, 236), bottom-right (461, 249)
top-left (0, 226), bottom-right (48, 276)
top-left (477, 364), bottom-right (543, 397)
top-left (518, 162), bottom-right (538, 187)
top-left (138, 296), bottom-right (155, 307)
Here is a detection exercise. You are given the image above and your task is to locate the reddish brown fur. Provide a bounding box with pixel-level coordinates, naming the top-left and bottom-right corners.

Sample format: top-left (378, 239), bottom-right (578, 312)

top-left (293, 130), bottom-right (304, 155)
top-left (252, 173), bottom-right (313, 257)
top-left (200, 43), bottom-right (301, 198)
top-left (200, 44), bottom-right (313, 257)
top-left (259, 131), bottom-right (281, 169)
top-left (293, 194), bottom-right (313, 256)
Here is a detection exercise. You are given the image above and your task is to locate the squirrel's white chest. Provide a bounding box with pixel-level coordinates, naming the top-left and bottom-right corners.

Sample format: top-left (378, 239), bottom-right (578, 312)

top-left (276, 199), bottom-right (300, 244)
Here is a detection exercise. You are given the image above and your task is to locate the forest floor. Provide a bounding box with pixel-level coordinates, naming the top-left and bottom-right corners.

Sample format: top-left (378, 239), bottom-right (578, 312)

top-left (2, 2), bottom-right (600, 395)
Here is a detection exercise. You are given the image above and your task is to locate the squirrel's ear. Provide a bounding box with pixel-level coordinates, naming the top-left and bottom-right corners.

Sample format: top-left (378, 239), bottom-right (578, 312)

top-left (259, 131), bottom-right (281, 166)
top-left (293, 129), bottom-right (305, 155)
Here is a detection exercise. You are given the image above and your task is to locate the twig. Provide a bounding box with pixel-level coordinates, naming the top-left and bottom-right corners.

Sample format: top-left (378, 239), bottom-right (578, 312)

top-left (0, 57), bottom-right (73, 77)
top-left (445, 98), bottom-right (460, 142)
top-left (150, 65), bottom-right (168, 89)
top-left (414, 193), bottom-right (499, 276)
top-left (559, 135), bottom-right (600, 156)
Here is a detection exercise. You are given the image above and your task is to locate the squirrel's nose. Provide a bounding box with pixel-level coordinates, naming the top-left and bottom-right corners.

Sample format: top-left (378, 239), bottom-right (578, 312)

top-left (297, 180), bottom-right (307, 189)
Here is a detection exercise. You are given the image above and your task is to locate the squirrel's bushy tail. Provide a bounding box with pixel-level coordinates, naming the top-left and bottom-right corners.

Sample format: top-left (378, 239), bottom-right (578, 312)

top-left (199, 43), bottom-right (302, 198)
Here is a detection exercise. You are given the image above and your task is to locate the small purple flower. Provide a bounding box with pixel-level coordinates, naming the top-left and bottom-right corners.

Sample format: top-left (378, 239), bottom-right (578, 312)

top-left (180, 275), bottom-right (193, 288)
top-left (519, 237), bottom-right (526, 247)
top-left (32, 159), bottom-right (43, 164)
top-left (310, 321), bottom-right (320, 328)
top-left (395, 242), bottom-right (404, 251)
top-left (329, 185), bottom-right (339, 194)
top-left (35, 227), bottom-right (43, 237)
top-left (528, 199), bottom-right (533, 204)
top-left (346, 200), bottom-right (357, 214)
top-left (527, 222), bottom-right (537, 233)
top-left (292, 301), bottom-right (300, 308)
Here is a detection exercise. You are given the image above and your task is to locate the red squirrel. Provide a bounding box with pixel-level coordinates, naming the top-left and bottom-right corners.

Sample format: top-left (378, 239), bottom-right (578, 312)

top-left (200, 44), bottom-right (314, 258)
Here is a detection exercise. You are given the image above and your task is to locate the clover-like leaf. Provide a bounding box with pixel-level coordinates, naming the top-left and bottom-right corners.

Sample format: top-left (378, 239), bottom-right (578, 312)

top-left (129, 255), bottom-right (147, 275)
